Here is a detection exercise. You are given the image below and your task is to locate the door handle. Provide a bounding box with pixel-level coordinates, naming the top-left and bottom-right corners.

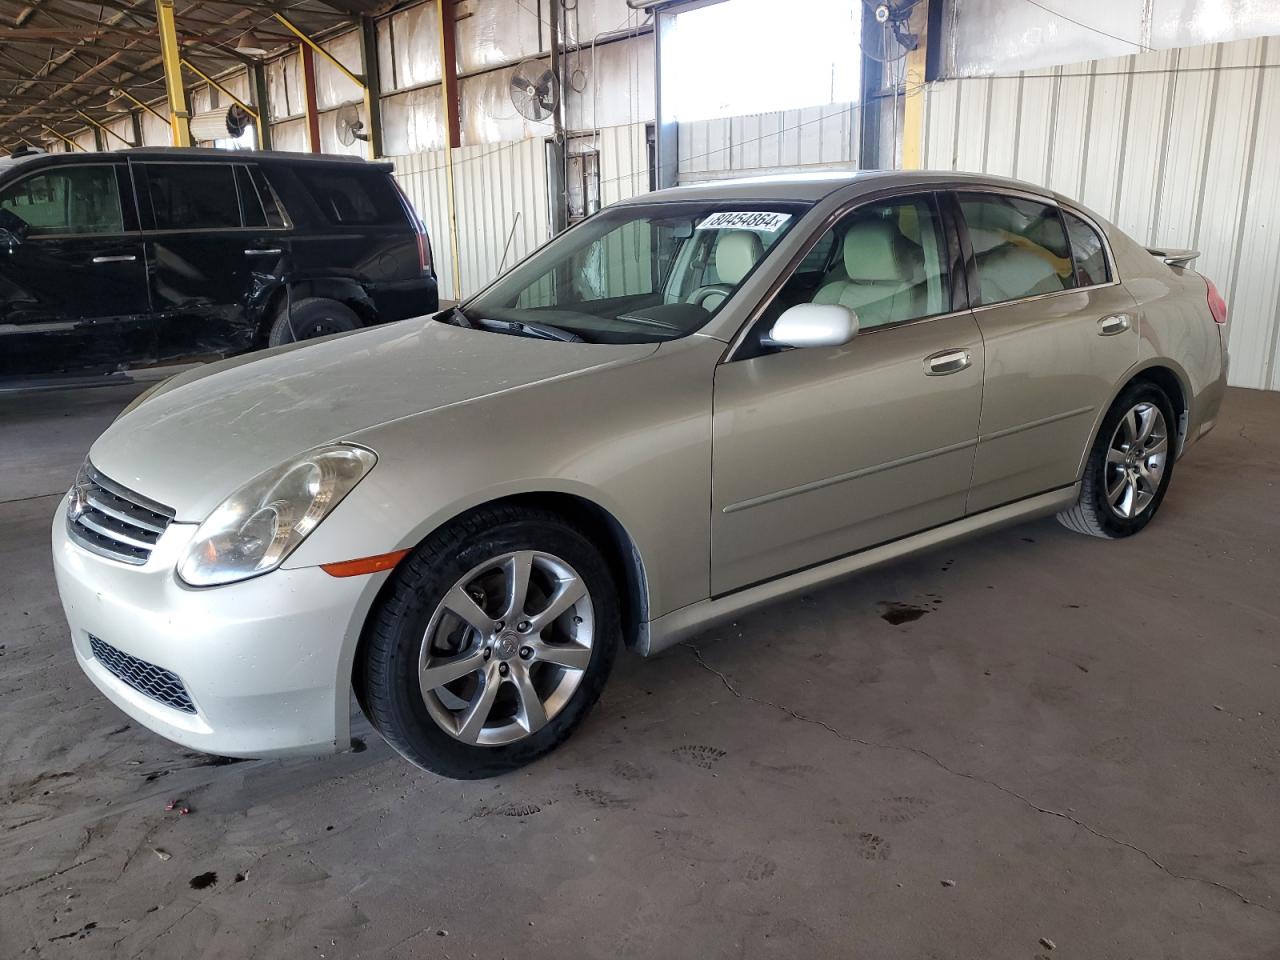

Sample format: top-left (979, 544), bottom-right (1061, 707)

top-left (91, 255), bottom-right (136, 264)
top-left (925, 349), bottom-right (972, 376)
top-left (244, 248), bottom-right (283, 256)
top-left (1098, 314), bottom-right (1131, 336)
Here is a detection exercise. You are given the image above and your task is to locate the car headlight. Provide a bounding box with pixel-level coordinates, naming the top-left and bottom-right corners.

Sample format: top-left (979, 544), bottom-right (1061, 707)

top-left (178, 444), bottom-right (377, 587)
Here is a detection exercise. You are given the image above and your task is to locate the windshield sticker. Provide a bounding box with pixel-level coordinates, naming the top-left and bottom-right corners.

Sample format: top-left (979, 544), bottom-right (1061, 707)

top-left (696, 211), bottom-right (792, 232)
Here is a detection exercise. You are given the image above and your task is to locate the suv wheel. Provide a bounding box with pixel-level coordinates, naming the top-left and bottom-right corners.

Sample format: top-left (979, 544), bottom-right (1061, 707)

top-left (358, 507), bottom-right (620, 779)
top-left (1057, 381), bottom-right (1177, 539)
top-left (268, 297), bottom-right (362, 345)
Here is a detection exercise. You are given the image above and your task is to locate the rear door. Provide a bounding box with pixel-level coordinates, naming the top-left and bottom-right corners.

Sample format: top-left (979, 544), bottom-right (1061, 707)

top-left (136, 160), bottom-right (287, 362)
top-left (957, 191), bottom-right (1139, 512)
top-left (0, 161), bottom-right (151, 379)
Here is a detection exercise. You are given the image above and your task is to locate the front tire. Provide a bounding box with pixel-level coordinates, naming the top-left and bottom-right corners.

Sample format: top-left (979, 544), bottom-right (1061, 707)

top-left (358, 507), bottom-right (620, 779)
top-left (1057, 381), bottom-right (1177, 539)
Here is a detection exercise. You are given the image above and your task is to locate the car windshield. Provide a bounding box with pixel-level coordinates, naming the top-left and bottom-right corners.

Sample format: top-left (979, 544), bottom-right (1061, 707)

top-left (455, 201), bottom-right (808, 343)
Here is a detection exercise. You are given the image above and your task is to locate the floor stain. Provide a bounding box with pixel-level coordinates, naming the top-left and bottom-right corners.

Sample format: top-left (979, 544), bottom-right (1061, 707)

top-left (878, 602), bottom-right (930, 625)
top-left (188, 872), bottom-right (217, 890)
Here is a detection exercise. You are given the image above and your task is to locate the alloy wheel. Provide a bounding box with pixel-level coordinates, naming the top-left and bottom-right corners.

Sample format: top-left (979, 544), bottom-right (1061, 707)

top-left (418, 551), bottom-right (594, 746)
top-left (1104, 402), bottom-right (1168, 520)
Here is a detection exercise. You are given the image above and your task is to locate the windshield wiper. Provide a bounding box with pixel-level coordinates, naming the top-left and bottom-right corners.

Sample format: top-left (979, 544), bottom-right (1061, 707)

top-left (474, 316), bottom-right (587, 343)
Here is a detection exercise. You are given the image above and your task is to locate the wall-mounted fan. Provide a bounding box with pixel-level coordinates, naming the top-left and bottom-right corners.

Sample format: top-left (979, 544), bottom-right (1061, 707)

top-left (863, 0), bottom-right (919, 63)
top-left (336, 103), bottom-right (368, 146)
top-left (509, 58), bottom-right (559, 122)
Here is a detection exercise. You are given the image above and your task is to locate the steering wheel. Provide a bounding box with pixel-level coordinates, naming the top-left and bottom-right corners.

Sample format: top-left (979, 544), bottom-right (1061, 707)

top-left (687, 283), bottom-right (736, 311)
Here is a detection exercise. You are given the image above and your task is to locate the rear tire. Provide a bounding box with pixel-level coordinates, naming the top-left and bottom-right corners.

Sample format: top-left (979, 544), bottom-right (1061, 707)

top-left (267, 297), bottom-right (362, 346)
top-left (358, 506), bottom-right (620, 779)
top-left (1057, 381), bottom-right (1177, 539)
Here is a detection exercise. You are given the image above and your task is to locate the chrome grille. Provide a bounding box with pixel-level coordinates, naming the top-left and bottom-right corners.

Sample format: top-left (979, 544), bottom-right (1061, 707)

top-left (89, 635), bottom-right (196, 714)
top-left (66, 463), bottom-right (175, 565)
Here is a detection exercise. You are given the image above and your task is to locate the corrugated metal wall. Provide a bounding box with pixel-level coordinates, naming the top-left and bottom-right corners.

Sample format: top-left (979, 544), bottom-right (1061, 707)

top-left (923, 35), bottom-right (1280, 392)
top-left (392, 120), bottom-right (650, 302)
top-left (676, 102), bottom-right (862, 183)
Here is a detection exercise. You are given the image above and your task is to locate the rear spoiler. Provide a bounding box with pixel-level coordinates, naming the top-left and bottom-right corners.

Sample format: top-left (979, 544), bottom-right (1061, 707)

top-left (1146, 246), bottom-right (1200, 268)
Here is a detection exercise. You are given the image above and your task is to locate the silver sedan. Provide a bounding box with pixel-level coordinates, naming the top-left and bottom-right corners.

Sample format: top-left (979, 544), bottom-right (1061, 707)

top-left (52, 171), bottom-right (1228, 778)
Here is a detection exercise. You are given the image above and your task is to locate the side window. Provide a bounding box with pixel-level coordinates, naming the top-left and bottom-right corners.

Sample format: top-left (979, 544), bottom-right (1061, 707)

top-left (235, 166), bottom-right (268, 229)
top-left (1063, 211), bottom-right (1110, 286)
top-left (248, 167), bottom-right (287, 229)
top-left (766, 194), bottom-right (950, 332)
top-left (0, 166), bottom-right (123, 236)
top-left (958, 193), bottom-right (1075, 305)
top-left (145, 163), bottom-right (241, 230)
top-left (296, 169), bottom-right (402, 226)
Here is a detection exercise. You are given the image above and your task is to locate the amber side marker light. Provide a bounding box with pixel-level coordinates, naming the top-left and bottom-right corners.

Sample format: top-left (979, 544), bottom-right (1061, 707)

top-left (321, 549), bottom-right (411, 578)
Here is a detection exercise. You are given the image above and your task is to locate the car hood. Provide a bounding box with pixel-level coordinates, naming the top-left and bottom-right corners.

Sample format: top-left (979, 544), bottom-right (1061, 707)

top-left (89, 319), bottom-right (657, 521)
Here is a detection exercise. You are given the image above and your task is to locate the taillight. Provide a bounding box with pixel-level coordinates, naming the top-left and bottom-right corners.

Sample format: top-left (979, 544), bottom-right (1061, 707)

top-left (413, 228), bottom-right (432, 275)
top-left (1206, 277), bottom-right (1228, 325)
top-left (391, 178), bottom-right (432, 276)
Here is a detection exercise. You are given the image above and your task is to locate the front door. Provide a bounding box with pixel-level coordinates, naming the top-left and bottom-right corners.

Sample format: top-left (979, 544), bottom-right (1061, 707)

top-left (0, 162), bottom-right (151, 380)
top-left (955, 192), bottom-right (1140, 513)
top-left (711, 193), bottom-right (984, 595)
top-left (135, 160), bottom-right (277, 363)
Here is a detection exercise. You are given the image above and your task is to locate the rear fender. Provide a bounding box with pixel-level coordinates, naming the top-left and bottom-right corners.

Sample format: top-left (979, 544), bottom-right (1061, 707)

top-left (249, 277), bottom-right (375, 341)
top-left (1075, 358), bottom-right (1194, 479)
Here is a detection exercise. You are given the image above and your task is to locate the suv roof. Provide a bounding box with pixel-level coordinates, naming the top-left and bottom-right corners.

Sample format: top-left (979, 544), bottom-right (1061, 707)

top-left (2, 146), bottom-right (392, 174)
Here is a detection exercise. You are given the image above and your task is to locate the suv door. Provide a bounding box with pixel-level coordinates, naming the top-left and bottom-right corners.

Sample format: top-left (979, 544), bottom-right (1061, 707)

top-left (0, 161), bottom-right (150, 379)
top-left (135, 160), bottom-right (288, 362)
top-left (710, 193), bottom-right (984, 595)
top-left (955, 192), bottom-right (1139, 513)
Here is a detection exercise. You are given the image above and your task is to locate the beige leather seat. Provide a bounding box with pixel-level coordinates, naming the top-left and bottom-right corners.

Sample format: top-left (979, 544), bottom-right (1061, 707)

top-left (694, 230), bottom-right (764, 311)
top-left (813, 220), bottom-right (920, 327)
top-left (966, 204), bottom-right (1069, 303)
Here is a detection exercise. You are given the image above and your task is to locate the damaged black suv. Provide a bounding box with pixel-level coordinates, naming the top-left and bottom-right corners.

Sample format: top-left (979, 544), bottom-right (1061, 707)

top-left (0, 147), bottom-right (438, 384)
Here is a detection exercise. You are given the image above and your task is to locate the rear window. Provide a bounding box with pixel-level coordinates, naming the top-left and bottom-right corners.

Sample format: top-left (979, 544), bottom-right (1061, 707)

top-left (296, 168), bottom-right (403, 226)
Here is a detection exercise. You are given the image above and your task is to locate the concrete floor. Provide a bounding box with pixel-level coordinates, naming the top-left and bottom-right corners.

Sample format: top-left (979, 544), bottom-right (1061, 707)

top-left (2, 383), bottom-right (1278, 959)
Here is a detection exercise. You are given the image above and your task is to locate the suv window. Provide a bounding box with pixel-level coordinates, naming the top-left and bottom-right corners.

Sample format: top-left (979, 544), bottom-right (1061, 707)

top-left (959, 193), bottom-right (1075, 305)
top-left (0, 165), bottom-right (123, 236)
top-left (296, 168), bottom-right (402, 226)
top-left (235, 166), bottom-right (268, 228)
top-left (766, 194), bottom-right (951, 332)
top-left (1063, 210), bottom-right (1110, 286)
top-left (145, 163), bottom-right (241, 230)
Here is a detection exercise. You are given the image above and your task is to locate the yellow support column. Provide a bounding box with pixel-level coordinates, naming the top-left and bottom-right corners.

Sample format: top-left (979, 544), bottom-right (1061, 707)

top-left (900, 2), bottom-right (928, 170)
top-left (155, 0), bottom-right (191, 146)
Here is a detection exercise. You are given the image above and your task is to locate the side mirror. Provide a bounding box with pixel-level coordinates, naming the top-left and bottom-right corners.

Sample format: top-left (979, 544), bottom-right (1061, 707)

top-left (0, 209), bottom-right (29, 253)
top-left (766, 303), bottom-right (858, 349)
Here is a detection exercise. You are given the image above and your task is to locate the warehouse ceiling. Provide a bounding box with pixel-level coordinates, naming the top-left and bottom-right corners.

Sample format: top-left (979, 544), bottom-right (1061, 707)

top-left (0, 0), bottom-right (387, 149)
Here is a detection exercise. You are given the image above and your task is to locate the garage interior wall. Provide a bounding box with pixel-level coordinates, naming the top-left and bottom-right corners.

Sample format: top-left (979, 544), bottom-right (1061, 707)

top-left (922, 34), bottom-right (1280, 392)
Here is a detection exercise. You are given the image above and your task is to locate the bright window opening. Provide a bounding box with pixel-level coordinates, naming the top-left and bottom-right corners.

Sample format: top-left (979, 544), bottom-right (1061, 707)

top-left (663, 0), bottom-right (862, 122)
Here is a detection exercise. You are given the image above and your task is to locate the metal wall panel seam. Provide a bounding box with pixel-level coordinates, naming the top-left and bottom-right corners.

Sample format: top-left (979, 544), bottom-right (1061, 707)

top-left (1225, 36), bottom-right (1268, 322)
top-left (1110, 56), bottom-right (1136, 221)
top-left (1149, 46), bottom-right (1181, 244)
top-left (1189, 43), bottom-right (1225, 252)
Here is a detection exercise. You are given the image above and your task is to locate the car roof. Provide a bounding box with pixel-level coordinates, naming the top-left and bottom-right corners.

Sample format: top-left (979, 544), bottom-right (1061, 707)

top-left (620, 169), bottom-right (1056, 205)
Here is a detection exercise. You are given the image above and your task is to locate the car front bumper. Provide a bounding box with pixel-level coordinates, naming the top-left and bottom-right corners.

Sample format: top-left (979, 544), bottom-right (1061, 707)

top-left (51, 506), bottom-right (384, 758)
